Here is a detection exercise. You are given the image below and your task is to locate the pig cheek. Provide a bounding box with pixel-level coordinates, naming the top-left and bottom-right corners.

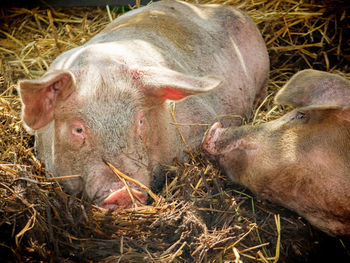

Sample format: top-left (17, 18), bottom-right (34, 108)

top-left (84, 169), bottom-right (108, 201)
top-left (218, 149), bottom-right (250, 184)
top-left (133, 165), bottom-right (151, 188)
top-left (55, 122), bottom-right (88, 186)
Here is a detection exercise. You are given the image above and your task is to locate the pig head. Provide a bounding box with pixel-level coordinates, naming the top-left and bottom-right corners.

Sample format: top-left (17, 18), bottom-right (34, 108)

top-left (203, 69), bottom-right (350, 237)
top-left (18, 0), bottom-right (269, 209)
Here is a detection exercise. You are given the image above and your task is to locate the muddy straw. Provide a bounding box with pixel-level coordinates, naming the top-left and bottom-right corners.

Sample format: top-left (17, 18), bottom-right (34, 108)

top-left (0, 0), bottom-right (349, 262)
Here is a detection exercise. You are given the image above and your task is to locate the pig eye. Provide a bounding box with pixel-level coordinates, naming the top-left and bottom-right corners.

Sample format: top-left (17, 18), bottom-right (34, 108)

top-left (70, 121), bottom-right (87, 148)
top-left (295, 111), bottom-right (306, 119)
top-left (72, 125), bottom-right (84, 136)
top-left (291, 111), bottom-right (308, 122)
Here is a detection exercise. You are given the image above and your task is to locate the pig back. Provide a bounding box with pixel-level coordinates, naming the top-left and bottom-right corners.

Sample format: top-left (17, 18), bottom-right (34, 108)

top-left (87, 0), bottom-right (269, 126)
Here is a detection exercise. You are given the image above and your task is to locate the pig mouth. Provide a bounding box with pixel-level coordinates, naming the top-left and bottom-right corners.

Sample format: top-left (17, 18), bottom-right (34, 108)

top-left (100, 186), bottom-right (147, 210)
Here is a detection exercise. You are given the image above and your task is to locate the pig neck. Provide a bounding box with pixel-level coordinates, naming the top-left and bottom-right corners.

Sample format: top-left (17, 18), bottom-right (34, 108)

top-left (146, 99), bottom-right (207, 165)
top-left (145, 103), bottom-right (187, 165)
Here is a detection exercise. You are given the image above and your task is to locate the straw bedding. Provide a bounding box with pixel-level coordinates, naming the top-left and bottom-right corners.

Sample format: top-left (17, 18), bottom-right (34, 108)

top-left (0, 0), bottom-right (349, 262)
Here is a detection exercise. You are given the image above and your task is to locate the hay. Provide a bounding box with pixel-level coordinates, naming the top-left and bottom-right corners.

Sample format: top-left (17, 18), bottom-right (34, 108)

top-left (0, 0), bottom-right (349, 262)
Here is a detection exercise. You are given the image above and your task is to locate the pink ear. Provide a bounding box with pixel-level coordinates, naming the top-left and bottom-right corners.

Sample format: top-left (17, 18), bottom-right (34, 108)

top-left (275, 69), bottom-right (350, 109)
top-left (155, 88), bottom-right (189, 101)
top-left (134, 66), bottom-right (222, 103)
top-left (18, 70), bottom-right (74, 130)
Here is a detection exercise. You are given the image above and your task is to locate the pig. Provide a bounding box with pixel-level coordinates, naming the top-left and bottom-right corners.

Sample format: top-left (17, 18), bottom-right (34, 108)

top-left (18, 0), bottom-right (269, 209)
top-left (203, 69), bottom-right (350, 237)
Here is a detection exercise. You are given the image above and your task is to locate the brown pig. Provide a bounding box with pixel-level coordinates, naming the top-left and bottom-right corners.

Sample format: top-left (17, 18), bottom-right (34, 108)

top-left (203, 69), bottom-right (350, 237)
top-left (17, 0), bottom-right (269, 209)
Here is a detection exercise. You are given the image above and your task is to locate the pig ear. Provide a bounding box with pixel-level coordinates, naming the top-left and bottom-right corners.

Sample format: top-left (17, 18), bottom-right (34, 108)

top-left (138, 67), bottom-right (222, 101)
top-left (275, 69), bottom-right (350, 110)
top-left (18, 70), bottom-right (75, 130)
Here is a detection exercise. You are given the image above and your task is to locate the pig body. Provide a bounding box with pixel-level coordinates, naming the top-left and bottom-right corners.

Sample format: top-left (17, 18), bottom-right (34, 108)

top-left (203, 69), bottom-right (350, 237)
top-left (18, 0), bottom-right (269, 209)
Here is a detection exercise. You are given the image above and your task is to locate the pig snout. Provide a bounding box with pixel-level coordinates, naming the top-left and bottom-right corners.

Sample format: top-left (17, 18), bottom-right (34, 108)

top-left (203, 122), bottom-right (223, 155)
top-left (203, 122), bottom-right (255, 155)
top-left (100, 183), bottom-right (147, 209)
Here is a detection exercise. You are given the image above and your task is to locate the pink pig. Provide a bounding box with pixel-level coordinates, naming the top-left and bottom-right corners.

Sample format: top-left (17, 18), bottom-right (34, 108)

top-left (203, 69), bottom-right (350, 237)
top-left (18, 0), bottom-right (269, 209)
